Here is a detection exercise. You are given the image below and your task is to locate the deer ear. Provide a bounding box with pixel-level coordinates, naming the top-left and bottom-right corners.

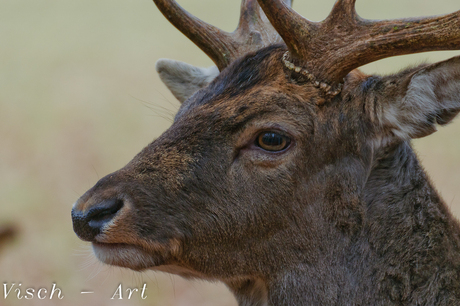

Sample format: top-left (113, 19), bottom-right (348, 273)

top-left (155, 59), bottom-right (220, 103)
top-left (378, 56), bottom-right (460, 140)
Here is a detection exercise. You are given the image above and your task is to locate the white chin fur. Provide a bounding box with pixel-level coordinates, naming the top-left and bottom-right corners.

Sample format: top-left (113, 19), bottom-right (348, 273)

top-left (92, 243), bottom-right (159, 271)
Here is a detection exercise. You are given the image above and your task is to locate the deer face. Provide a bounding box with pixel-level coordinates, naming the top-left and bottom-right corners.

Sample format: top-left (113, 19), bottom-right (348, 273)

top-left (72, 46), bottom-right (374, 275)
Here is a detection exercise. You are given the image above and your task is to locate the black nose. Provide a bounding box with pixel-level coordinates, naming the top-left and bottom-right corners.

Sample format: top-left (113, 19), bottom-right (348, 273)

top-left (72, 199), bottom-right (124, 242)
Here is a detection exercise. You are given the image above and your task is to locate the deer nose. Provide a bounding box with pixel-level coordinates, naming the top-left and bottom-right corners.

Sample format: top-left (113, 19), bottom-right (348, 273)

top-left (72, 199), bottom-right (124, 242)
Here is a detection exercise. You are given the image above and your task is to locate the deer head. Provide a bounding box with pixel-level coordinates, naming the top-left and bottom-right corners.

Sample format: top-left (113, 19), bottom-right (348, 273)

top-left (72, 0), bottom-right (460, 304)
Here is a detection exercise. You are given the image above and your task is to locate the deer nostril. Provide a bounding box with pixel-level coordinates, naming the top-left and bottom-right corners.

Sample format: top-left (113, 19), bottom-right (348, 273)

top-left (72, 199), bottom-right (124, 242)
top-left (87, 199), bottom-right (124, 222)
top-left (87, 199), bottom-right (124, 231)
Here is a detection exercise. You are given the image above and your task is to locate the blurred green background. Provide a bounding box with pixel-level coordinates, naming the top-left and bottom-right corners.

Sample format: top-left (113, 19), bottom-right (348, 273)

top-left (0, 0), bottom-right (459, 305)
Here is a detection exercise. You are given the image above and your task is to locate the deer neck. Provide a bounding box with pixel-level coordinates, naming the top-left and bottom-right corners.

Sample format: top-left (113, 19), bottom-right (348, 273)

top-left (226, 141), bottom-right (460, 305)
top-left (352, 140), bottom-right (460, 303)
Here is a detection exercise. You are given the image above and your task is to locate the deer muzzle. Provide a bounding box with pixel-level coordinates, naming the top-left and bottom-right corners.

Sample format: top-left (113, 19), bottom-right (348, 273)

top-left (72, 198), bottom-right (124, 242)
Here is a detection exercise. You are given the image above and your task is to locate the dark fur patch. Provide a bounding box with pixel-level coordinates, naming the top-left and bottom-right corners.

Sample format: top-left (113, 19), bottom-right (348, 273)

top-left (361, 76), bottom-right (380, 93)
top-left (188, 45), bottom-right (285, 107)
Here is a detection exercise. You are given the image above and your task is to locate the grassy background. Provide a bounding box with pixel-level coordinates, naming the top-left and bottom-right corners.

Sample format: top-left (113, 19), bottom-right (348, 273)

top-left (0, 0), bottom-right (459, 305)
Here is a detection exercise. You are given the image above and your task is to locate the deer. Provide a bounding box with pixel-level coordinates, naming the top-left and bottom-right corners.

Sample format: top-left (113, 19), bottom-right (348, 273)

top-left (72, 0), bottom-right (460, 304)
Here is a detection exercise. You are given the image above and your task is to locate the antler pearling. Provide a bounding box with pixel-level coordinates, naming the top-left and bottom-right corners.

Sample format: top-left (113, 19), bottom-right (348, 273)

top-left (282, 51), bottom-right (343, 97)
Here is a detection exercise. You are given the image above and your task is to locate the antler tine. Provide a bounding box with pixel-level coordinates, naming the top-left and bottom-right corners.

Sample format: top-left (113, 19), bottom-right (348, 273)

top-left (256, 0), bottom-right (319, 58)
top-left (327, 0), bottom-right (357, 21)
top-left (153, 0), bottom-right (235, 70)
top-left (356, 12), bottom-right (460, 63)
top-left (322, 9), bottom-right (460, 84)
top-left (235, 0), bottom-right (293, 46)
top-left (153, 0), bottom-right (293, 71)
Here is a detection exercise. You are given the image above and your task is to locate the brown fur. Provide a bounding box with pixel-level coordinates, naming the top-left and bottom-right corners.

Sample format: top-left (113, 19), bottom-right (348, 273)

top-left (72, 45), bottom-right (460, 305)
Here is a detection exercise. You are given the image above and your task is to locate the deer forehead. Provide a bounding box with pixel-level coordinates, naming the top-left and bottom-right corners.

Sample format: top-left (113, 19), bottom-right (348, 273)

top-left (173, 48), bottom-right (330, 132)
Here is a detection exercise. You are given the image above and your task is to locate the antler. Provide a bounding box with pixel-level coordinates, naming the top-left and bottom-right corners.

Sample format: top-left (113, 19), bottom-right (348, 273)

top-left (153, 0), bottom-right (293, 71)
top-left (257, 0), bottom-right (460, 85)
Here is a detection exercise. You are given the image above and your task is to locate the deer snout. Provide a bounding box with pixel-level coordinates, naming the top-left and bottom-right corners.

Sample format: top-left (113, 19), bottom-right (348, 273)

top-left (72, 198), bottom-right (124, 241)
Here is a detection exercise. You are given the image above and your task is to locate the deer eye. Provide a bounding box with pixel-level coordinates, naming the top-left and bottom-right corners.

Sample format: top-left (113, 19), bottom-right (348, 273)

top-left (256, 132), bottom-right (291, 152)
